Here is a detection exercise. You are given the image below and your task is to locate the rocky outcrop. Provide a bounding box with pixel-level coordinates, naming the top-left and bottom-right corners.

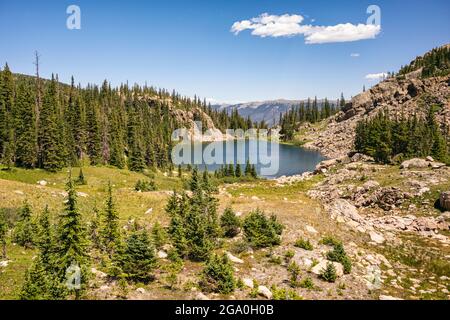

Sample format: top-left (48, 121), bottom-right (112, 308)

top-left (302, 46), bottom-right (450, 159)
top-left (171, 107), bottom-right (233, 141)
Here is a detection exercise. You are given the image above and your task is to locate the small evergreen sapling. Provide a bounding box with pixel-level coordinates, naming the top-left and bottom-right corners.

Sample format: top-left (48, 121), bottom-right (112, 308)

top-left (243, 209), bottom-right (283, 248)
top-left (320, 262), bottom-right (337, 283)
top-left (199, 253), bottom-right (236, 294)
top-left (220, 207), bottom-right (241, 238)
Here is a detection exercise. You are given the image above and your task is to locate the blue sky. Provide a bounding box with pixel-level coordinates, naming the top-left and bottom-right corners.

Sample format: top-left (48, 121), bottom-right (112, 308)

top-left (0, 0), bottom-right (449, 103)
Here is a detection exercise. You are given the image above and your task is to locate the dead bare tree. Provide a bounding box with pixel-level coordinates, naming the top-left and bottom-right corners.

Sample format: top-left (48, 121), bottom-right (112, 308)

top-left (33, 51), bottom-right (41, 167)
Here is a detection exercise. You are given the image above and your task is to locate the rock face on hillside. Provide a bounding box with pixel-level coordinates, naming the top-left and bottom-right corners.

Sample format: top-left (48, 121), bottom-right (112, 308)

top-left (304, 57), bottom-right (450, 159)
top-left (170, 107), bottom-right (232, 141)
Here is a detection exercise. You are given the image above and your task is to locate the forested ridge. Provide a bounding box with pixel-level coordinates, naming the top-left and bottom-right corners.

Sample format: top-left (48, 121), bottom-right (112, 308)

top-left (0, 63), bottom-right (258, 172)
top-left (398, 45), bottom-right (450, 79)
top-left (279, 96), bottom-right (343, 141)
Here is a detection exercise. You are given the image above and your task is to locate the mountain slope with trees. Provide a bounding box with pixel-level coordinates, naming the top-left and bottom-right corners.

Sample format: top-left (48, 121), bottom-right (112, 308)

top-left (0, 64), bottom-right (258, 173)
top-left (301, 44), bottom-right (450, 160)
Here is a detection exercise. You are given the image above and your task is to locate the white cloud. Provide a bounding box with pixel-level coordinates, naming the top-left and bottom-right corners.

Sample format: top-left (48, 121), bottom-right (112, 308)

top-left (365, 72), bottom-right (388, 80)
top-left (350, 53), bottom-right (360, 57)
top-left (231, 13), bottom-right (381, 44)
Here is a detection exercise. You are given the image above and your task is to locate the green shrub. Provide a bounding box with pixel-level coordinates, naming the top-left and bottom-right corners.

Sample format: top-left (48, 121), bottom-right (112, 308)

top-left (76, 168), bottom-right (87, 185)
top-left (288, 261), bottom-right (300, 287)
top-left (151, 222), bottom-right (167, 250)
top-left (243, 210), bottom-right (283, 248)
top-left (299, 277), bottom-right (314, 289)
top-left (320, 262), bottom-right (337, 283)
top-left (135, 179), bottom-right (157, 192)
top-left (284, 250), bottom-right (295, 262)
top-left (320, 235), bottom-right (341, 247)
top-left (294, 238), bottom-right (313, 251)
top-left (13, 202), bottom-right (36, 249)
top-left (268, 255), bottom-right (282, 265)
top-left (271, 285), bottom-right (302, 300)
top-left (199, 253), bottom-right (235, 294)
top-left (220, 207), bottom-right (241, 238)
top-left (230, 240), bottom-right (249, 255)
top-left (114, 230), bottom-right (157, 282)
top-left (326, 242), bottom-right (352, 274)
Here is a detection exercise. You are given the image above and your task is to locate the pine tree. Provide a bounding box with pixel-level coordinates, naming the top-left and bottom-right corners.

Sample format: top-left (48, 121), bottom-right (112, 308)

top-left (14, 82), bottom-right (37, 168)
top-left (101, 182), bottom-right (121, 256)
top-left (184, 207), bottom-right (212, 261)
top-left (13, 202), bottom-right (36, 249)
top-left (190, 166), bottom-right (201, 192)
top-left (55, 173), bottom-right (89, 298)
top-left (20, 255), bottom-right (67, 300)
top-left (168, 209), bottom-right (188, 257)
top-left (220, 207), bottom-right (241, 238)
top-left (245, 159), bottom-right (252, 176)
top-left (77, 167), bottom-right (87, 185)
top-left (199, 253), bottom-right (236, 294)
top-left (89, 207), bottom-right (101, 250)
top-left (114, 229), bottom-right (157, 282)
top-left (0, 210), bottom-right (7, 258)
top-left (0, 63), bottom-right (15, 165)
top-left (151, 221), bottom-right (167, 250)
top-left (127, 101), bottom-right (146, 172)
top-left (85, 101), bottom-right (102, 165)
top-left (38, 75), bottom-right (65, 171)
top-left (36, 205), bottom-right (53, 266)
top-left (235, 163), bottom-right (242, 178)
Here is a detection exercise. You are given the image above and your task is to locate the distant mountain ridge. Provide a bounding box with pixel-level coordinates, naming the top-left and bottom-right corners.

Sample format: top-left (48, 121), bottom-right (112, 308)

top-left (213, 99), bottom-right (330, 127)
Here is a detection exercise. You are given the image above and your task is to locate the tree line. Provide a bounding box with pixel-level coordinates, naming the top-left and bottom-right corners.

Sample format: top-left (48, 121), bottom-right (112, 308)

top-left (355, 106), bottom-right (450, 164)
top-left (0, 62), bottom-right (255, 172)
top-left (398, 45), bottom-right (450, 79)
top-left (279, 96), bottom-right (343, 141)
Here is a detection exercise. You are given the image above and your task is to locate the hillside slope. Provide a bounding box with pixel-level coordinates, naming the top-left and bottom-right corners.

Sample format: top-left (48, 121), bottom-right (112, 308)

top-left (303, 46), bottom-right (450, 159)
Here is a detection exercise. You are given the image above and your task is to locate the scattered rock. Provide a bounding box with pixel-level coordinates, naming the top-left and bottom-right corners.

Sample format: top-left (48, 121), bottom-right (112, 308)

top-left (242, 278), bottom-right (254, 289)
top-left (226, 252), bottom-right (244, 264)
top-left (379, 295), bottom-right (403, 300)
top-left (136, 288), bottom-right (146, 294)
top-left (145, 208), bottom-right (153, 215)
top-left (77, 192), bottom-right (88, 198)
top-left (369, 231), bottom-right (385, 244)
top-left (425, 156), bottom-right (434, 162)
top-left (194, 292), bottom-right (210, 300)
top-left (400, 158), bottom-right (429, 169)
top-left (0, 260), bottom-right (10, 268)
top-left (14, 190), bottom-right (24, 195)
top-left (257, 285), bottom-right (273, 300)
top-left (91, 267), bottom-right (107, 278)
top-left (251, 196), bottom-right (260, 201)
top-left (37, 180), bottom-right (48, 186)
top-left (430, 162), bottom-right (446, 169)
top-left (305, 225), bottom-right (318, 234)
top-left (315, 159), bottom-right (339, 173)
top-left (157, 250), bottom-right (168, 259)
top-left (329, 199), bottom-right (362, 222)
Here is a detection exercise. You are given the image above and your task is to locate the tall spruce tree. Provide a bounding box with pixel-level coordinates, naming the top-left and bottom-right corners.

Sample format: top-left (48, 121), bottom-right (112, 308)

top-left (13, 202), bottom-right (36, 249)
top-left (55, 173), bottom-right (89, 299)
top-left (101, 182), bottom-right (121, 256)
top-left (0, 210), bottom-right (7, 258)
top-left (14, 82), bottom-right (37, 168)
top-left (0, 63), bottom-right (15, 164)
top-left (38, 75), bottom-right (65, 171)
